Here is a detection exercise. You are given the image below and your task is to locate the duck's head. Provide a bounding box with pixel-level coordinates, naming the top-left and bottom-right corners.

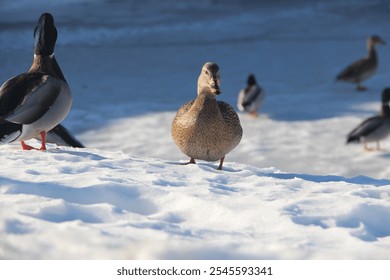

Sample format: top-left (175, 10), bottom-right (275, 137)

top-left (34, 13), bottom-right (58, 56)
top-left (198, 62), bottom-right (221, 96)
top-left (367, 35), bottom-right (386, 49)
top-left (381, 88), bottom-right (390, 103)
top-left (247, 74), bottom-right (257, 86)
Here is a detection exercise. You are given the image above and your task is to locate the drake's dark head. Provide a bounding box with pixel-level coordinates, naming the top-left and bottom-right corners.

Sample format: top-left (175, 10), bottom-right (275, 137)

top-left (247, 74), bottom-right (256, 86)
top-left (34, 13), bottom-right (57, 56)
top-left (381, 88), bottom-right (390, 103)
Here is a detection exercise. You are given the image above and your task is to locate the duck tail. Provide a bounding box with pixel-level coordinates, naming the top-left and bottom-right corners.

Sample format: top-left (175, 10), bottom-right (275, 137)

top-left (0, 121), bottom-right (22, 144)
top-left (46, 124), bottom-right (85, 148)
top-left (346, 134), bottom-right (360, 144)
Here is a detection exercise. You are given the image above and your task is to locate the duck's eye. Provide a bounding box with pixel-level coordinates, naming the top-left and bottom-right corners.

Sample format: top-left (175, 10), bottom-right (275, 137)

top-left (205, 70), bottom-right (209, 75)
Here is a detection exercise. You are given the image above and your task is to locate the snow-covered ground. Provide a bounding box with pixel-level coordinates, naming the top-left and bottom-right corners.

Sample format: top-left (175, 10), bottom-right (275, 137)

top-left (1, 0), bottom-right (390, 259)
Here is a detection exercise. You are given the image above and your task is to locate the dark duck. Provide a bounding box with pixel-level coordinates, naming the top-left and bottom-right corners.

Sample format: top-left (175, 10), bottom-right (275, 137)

top-left (347, 88), bottom-right (390, 151)
top-left (0, 13), bottom-right (73, 150)
top-left (336, 35), bottom-right (386, 91)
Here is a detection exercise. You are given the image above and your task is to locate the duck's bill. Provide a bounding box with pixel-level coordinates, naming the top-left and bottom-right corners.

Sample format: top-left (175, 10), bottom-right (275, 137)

top-left (211, 87), bottom-right (221, 95)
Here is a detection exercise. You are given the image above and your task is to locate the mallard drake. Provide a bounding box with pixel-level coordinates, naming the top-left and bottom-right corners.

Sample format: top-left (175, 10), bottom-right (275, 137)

top-left (347, 88), bottom-right (390, 150)
top-left (0, 13), bottom-right (72, 150)
top-left (237, 74), bottom-right (264, 117)
top-left (336, 35), bottom-right (386, 91)
top-left (171, 62), bottom-right (243, 170)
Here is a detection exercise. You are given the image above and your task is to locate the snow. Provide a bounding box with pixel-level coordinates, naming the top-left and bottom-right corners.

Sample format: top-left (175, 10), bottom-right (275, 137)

top-left (1, 0), bottom-right (390, 259)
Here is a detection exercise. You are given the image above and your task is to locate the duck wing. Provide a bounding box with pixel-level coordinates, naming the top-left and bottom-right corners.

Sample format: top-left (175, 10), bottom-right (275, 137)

top-left (336, 57), bottom-right (371, 82)
top-left (347, 115), bottom-right (384, 143)
top-left (173, 100), bottom-right (195, 118)
top-left (0, 119), bottom-right (22, 144)
top-left (241, 86), bottom-right (261, 107)
top-left (0, 72), bottom-right (61, 124)
top-left (218, 101), bottom-right (241, 125)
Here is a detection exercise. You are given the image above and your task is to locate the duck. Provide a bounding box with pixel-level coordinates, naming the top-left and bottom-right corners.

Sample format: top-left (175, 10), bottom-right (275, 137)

top-left (347, 88), bottom-right (390, 150)
top-left (0, 13), bottom-right (72, 150)
top-left (336, 35), bottom-right (386, 91)
top-left (171, 62), bottom-right (243, 170)
top-left (237, 74), bottom-right (264, 117)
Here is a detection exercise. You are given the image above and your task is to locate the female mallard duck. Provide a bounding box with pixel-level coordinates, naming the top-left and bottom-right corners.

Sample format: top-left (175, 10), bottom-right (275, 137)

top-left (336, 35), bottom-right (386, 91)
top-left (237, 74), bottom-right (264, 117)
top-left (0, 13), bottom-right (72, 150)
top-left (347, 88), bottom-right (390, 150)
top-left (171, 62), bottom-right (243, 170)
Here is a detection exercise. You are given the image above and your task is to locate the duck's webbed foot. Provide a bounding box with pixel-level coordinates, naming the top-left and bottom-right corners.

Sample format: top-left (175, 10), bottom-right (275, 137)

top-left (21, 141), bottom-right (36, 150)
top-left (182, 158), bottom-right (196, 165)
top-left (20, 131), bottom-right (47, 151)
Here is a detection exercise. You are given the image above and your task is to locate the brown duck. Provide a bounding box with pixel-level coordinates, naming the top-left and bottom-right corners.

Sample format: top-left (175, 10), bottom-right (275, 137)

top-left (336, 35), bottom-right (386, 91)
top-left (171, 62), bottom-right (243, 170)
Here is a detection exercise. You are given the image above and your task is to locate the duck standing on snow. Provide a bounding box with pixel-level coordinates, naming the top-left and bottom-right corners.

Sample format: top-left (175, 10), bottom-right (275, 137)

top-left (237, 74), bottom-right (264, 117)
top-left (0, 13), bottom-right (72, 150)
top-left (171, 62), bottom-right (243, 170)
top-left (347, 88), bottom-right (390, 151)
top-left (336, 35), bottom-right (386, 91)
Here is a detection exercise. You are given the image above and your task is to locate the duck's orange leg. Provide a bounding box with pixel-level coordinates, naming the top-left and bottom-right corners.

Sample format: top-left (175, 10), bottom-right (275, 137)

top-left (20, 131), bottom-right (47, 150)
top-left (39, 131), bottom-right (47, 151)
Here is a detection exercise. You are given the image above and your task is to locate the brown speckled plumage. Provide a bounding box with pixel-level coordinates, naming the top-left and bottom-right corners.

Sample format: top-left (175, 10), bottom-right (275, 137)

top-left (171, 62), bottom-right (242, 170)
top-left (337, 35), bottom-right (386, 91)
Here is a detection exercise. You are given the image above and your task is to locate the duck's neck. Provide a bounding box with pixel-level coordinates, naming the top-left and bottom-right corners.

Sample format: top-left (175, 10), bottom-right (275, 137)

top-left (367, 45), bottom-right (378, 62)
top-left (381, 103), bottom-right (390, 117)
top-left (192, 89), bottom-right (220, 115)
top-left (29, 54), bottom-right (67, 82)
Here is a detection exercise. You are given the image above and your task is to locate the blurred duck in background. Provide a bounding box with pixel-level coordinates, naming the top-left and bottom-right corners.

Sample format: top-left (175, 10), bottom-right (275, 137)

top-left (237, 74), bottom-right (264, 117)
top-left (336, 35), bottom-right (386, 91)
top-left (347, 88), bottom-right (390, 151)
